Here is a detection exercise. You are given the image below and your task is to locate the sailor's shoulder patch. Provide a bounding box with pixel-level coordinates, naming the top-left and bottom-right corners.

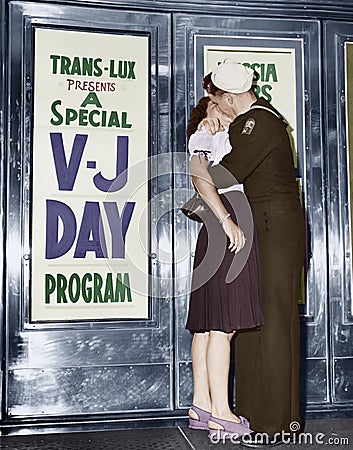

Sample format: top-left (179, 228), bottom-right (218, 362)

top-left (241, 118), bottom-right (256, 135)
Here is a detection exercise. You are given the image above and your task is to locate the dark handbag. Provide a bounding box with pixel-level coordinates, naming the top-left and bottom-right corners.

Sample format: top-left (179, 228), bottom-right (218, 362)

top-left (181, 190), bottom-right (209, 222)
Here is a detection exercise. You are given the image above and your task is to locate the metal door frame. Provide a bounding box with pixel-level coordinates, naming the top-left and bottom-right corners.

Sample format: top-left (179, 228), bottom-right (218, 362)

top-left (2, 0), bottom-right (176, 431)
top-left (172, 12), bottom-right (328, 413)
top-left (324, 20), bottom-right (353, 410)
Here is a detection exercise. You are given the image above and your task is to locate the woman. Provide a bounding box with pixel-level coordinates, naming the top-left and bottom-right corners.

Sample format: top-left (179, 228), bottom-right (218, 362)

top-left (185, 95), bottom-right (264, 440)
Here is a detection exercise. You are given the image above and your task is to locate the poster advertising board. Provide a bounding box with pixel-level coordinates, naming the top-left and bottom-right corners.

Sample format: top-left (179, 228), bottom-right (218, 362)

top-left (31, 28), bottom-right (149, 321)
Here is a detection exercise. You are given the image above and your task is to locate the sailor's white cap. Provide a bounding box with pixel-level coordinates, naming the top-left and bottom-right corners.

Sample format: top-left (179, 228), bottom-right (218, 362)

top-left (211, 59), bottom-right (254, 94)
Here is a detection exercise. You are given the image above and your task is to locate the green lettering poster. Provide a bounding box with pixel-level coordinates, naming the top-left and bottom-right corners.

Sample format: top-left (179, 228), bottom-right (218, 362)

top-left (31, 28), bottom-right (149, 321)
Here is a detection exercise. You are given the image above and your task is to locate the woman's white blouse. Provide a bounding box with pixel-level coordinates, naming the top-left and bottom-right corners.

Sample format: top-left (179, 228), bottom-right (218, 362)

top-left (188, 127), bottom-right (232, 166)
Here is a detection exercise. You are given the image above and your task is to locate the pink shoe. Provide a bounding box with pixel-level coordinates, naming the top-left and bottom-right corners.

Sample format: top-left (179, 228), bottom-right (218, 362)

top-left (208, 415), bottom-right (253, 440)
top-left (188, 404), bottom-right (211, 430)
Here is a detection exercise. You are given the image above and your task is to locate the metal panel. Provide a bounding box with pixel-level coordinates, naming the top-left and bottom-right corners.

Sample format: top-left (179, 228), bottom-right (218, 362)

top-left (26, 0), bottom-right (353, 21)
top-left (8, 365), bottom-right (171, 417)
top-left (6, 1), bottom-right (172, 419)
top-left (173, 13), bottom-right (327, 410)
top-left (301, 359), bottom-right (328, 404)
top-left (334, 359), bottom-right (353, 402)
top-left (324, 21), bottom-right (353, 405)
top-left (177, 362), bottom-right (192, 410)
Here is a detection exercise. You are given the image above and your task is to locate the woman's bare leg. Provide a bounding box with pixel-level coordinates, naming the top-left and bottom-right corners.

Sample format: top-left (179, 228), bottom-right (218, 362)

top-left (189, 332), bottom-right (212, 420)
top-left (207, 330), bottom-right (240, 428)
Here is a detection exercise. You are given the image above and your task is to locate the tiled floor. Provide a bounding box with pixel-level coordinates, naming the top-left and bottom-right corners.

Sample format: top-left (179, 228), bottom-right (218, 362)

top-left (0, 418), bottom-right (352, 449)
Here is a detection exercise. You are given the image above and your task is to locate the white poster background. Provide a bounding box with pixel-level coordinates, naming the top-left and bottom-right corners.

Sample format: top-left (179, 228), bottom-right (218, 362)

top-left (32, 28), bottom-right (149, 321)
top-left (204, 46), bottom-right (298, 157)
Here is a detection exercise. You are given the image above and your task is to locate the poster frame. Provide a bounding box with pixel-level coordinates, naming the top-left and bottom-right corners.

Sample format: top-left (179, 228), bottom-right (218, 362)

top-left (17, 14), bottom-right (164, 330)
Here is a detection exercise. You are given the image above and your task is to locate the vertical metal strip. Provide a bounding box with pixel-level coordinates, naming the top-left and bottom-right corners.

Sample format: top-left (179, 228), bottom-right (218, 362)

top-left (325, 21), bottom-right (353, 406)
top-left (0, 0), bottom-right (7, 423)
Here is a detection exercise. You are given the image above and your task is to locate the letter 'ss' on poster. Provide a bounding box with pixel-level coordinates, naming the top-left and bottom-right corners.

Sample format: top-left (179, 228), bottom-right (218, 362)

top-left (31, 28), bottom-right (149, 321)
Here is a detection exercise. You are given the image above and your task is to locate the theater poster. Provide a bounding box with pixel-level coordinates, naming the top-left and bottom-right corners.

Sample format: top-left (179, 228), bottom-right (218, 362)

top-left (31, 28), bottom-right (149, 321)
top-left (202, 44), bottom-right (299, 163)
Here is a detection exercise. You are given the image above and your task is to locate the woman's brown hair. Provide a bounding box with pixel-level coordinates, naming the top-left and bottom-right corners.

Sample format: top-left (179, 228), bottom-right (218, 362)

top-left (202, 72), bottom-right (226, 96)
top-left (186, 72), bottom-right (227, 138)
top-left (186, 96), bottom-right (210, 138)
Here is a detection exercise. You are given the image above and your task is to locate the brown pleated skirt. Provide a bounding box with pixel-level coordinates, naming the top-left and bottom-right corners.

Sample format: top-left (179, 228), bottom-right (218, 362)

top-left (185, 191), bottom-right (264, 333)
